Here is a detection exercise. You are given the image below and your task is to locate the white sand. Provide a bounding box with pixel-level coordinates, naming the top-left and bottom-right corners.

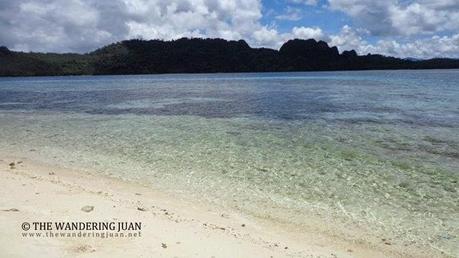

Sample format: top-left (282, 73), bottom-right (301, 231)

top-left (0, 155), bottom-right (425, 258)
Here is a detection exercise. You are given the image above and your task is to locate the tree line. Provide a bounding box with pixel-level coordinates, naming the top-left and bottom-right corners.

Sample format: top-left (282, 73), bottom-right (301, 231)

top-left (1, 38), bottom-right (458, 76)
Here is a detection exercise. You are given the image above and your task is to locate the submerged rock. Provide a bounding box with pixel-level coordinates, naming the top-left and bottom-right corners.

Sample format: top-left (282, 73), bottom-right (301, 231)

top-left (2, 208), bottom-right (19, 212)
top-left (81, 206), bottom-right (94, 213)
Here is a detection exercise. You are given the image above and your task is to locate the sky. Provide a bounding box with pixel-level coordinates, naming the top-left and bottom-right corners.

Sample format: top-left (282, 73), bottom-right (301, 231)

top-left (0, 0), bottom-right (458, 58)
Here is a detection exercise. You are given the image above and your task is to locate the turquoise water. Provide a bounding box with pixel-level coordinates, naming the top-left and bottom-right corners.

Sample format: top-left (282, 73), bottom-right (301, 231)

top-left (0, 70), bottom-right (458, 256)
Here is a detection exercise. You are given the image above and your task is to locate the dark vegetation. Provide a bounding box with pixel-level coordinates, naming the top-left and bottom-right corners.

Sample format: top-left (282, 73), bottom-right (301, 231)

top-left (1, 38), bottom-right (459, 76)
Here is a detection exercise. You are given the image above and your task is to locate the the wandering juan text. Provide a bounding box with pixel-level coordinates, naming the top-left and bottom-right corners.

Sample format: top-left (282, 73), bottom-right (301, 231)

top-left (30, 222), bottom-right (141, 232)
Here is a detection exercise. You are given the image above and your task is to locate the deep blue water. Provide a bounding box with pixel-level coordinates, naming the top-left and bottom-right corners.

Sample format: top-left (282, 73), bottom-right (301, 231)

top-left (1, 70), bottom-right (458, 127)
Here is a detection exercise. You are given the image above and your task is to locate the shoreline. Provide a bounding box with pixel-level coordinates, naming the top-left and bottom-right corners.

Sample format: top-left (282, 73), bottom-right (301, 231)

top-left (0, 154), bottom-right (443, 258)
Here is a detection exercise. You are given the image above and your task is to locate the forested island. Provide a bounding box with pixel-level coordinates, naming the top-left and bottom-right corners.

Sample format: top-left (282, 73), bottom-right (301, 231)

top-left (1, 38), bottom-right (459, 76)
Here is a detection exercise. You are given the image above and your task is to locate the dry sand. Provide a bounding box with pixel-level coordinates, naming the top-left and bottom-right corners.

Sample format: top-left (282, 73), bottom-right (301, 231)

top-left (0, 155), bottom-right (423, 258)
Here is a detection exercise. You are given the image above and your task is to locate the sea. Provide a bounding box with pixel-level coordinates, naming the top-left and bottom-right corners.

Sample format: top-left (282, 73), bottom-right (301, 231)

top-left (0, 70), bottom-right (458, 256)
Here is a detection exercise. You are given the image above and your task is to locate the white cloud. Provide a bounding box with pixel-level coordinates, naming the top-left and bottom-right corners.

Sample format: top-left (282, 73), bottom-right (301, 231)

top-left (329, 25), bottom-right (369, 52)
top-left (292, 26), bottom-right (326, 40)
top-left (329, 25), bottom-right (459, 58)
top-left (372, 34), bottom-right (459, 58)
top-left (0, 0), bottom-right (276, 53)
top-left (252, 27), bottom-right (283, 47)
top-left (328, 0), bottom-right (459, 36)
top-left (0, 0), bottom-right (132, 52)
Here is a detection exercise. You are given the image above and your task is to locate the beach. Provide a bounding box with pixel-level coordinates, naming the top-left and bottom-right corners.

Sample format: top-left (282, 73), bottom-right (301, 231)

top-left (1, 154), bottom-right (430, 258)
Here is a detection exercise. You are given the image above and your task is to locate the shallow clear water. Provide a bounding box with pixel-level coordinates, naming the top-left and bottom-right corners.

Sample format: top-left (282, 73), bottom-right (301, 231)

top-left (0, 70), bottom-right (458, 255)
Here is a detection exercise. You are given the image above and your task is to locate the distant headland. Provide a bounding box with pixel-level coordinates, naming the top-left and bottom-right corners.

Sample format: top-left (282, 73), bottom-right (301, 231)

top-left (1, 38), bottom-right (459, 76)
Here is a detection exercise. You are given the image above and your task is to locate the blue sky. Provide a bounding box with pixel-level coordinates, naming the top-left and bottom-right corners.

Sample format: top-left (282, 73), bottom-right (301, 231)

top-left (262, 0), bottom-right (351, 34)
top-left (0, 0), bottom-right (458, 58)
